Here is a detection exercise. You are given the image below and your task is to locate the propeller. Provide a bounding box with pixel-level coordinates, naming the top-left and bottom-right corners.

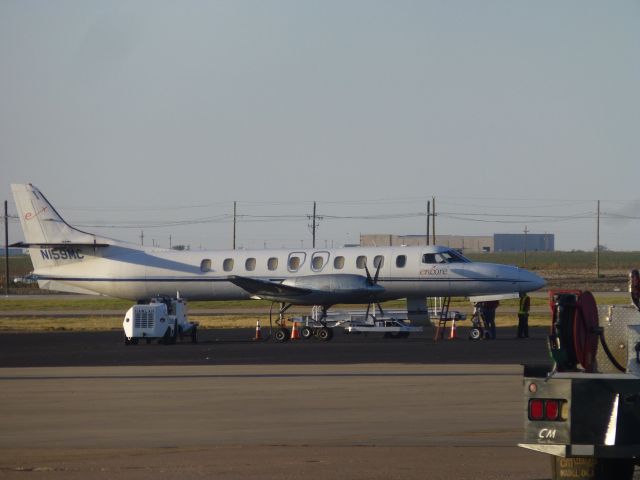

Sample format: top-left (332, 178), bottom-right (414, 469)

top-left (364, 260), bottom-right (382, 286)
top-left (364, 260), bottom-right (384, 320)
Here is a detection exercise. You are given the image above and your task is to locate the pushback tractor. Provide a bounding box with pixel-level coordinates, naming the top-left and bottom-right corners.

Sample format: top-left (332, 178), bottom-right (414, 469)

top-left (123, 297), bottom-right (198, 345)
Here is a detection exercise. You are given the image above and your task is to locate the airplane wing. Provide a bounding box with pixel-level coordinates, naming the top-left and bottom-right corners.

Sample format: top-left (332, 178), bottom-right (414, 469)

top-left (227, 275), bottom-right (312, 299)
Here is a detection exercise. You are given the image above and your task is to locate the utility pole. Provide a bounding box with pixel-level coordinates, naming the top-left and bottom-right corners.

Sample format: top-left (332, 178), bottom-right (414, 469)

top-left (140, 230), bottom-right (144, 246)
top-left (233, 201), bottom-right (237, 250)
top-left (308, 202), bottom-right (321, 248)
top-left (4, 201), bottom-right (9, 296)
top-left (523, 225), bottom-right (529, 265)
top-left (431, 196), bottom-right (436, 245)
top-left (596, 200), bottom-right (600, 278)
top-left (169, 235), bottom-right (172, 249)
top-left (426, 200), bottom-right (431, 246)
top-left (312, 201), bottom-right (316, 248)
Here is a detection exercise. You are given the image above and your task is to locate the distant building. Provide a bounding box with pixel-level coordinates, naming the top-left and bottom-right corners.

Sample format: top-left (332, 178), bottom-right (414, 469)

top-left (493, 233), bottom-right (554, 252)
top-left (359, 233), bottom-right (554, 253)
top-left (360, 234), bottom-right (493, 252)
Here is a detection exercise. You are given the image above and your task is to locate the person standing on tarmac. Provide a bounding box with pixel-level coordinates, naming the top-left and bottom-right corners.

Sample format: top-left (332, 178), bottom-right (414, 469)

top-left (630, 269), bottom-right (640, 311)
top-left (482, 300), bottom-right (499, 339)
top-left (517, 292), bottom-right (530, 338)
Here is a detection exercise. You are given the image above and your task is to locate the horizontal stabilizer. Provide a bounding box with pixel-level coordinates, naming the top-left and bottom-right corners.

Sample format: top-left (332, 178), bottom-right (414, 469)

top-left (228, 275), bottom-right (311, 298)
top-left (10, 242), bottom-right (110, 248)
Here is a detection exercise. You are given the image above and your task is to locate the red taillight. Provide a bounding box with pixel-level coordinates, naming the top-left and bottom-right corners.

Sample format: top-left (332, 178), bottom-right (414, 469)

top-left (529, 399), bottom-right (565, 421)
top-left (529, 399), bottom-right (544, 420)
top-left (545, 400), bottom-right (560, 421)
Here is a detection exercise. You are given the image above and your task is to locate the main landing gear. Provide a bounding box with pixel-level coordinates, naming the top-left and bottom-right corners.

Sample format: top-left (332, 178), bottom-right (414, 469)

top-left (269, 302), bottom-right (334, 342)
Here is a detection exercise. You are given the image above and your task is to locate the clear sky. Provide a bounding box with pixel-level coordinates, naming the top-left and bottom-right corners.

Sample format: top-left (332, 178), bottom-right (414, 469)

top-left (1, 1), bottom-right (638, 251)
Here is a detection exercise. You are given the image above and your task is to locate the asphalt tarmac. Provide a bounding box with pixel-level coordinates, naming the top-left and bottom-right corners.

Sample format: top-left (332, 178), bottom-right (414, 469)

top-left (0, 328), bottom-right (559, 479)
top-left (0, 326), bottom-right (552, 367)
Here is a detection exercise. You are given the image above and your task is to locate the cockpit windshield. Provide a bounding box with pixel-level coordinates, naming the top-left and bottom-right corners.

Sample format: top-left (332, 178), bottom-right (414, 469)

top-left (422, 249), bottom-right (471, 264)
top-left (441, 250), bottom-right (471, 263)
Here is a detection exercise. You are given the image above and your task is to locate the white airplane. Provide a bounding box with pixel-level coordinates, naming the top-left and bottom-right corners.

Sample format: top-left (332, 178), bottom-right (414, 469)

top-left (10, 184), bottom-right (545, 324)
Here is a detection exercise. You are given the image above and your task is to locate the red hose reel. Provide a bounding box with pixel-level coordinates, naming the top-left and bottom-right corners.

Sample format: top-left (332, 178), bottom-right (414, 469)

top-left (549, 290), bottom-right (600, 373)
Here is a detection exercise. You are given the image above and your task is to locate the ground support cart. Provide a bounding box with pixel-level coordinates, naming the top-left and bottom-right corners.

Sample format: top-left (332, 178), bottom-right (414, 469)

top-left (123, 297), bottom-right (198, 345)
top-left (285, 309), bottom-right (423, 341)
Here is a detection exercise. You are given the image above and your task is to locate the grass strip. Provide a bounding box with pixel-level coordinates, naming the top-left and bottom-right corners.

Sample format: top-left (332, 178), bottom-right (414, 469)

top-left (0, 295), bottom-right (629, 312)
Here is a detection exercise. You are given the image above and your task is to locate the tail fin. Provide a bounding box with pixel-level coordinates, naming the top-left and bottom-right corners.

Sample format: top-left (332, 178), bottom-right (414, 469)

top-left (11, 184), bottom-right (110, 296)
top-left (11, 184), bottom-right (97, 245)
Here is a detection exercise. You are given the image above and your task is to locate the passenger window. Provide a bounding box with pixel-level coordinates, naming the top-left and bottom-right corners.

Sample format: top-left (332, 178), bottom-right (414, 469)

top-left (422, 254), bottom-right (437, 264)
top-left (223, 258), bottom-right (234, 272)
top-left (287, 252), bottom-right (306, 272)
top-left (200, 259), bottom-right (212, 272)
top-left (289, 256), bottom-right (301, 271)
top-left (245, 258), bottom-right (256, 271)
top-left (268, 257), bottom-right (278, 271)
top-left (396, 255), bottom-right (406, 268)
top-left (334, 256), bottom-right (345, 270)
top-left (356, 256), bottom-right (367, 269)
top-left (373, 255), bottom-right (384, 269)
top-left (311, 251), bottom-right (330, 272)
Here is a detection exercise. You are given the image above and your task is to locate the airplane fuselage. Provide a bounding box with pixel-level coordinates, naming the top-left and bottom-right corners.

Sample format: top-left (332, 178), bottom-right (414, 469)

top-left (30, 242), bottom-right (545, 302)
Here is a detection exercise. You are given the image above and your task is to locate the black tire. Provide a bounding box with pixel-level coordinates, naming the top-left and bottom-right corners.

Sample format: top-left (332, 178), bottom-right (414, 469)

top-left (191, 327), bottom-right (198, 344)
top-left (318, 327), bottom-right (333, 341)
top-left (124, 336), bottom-right (131, 346)
top-left (595, 458), bottom-right (634, 480)
top-left (274, 328), bottom-right (289, 342)
top-left (145, 338), bottom-right (152, 344)
top-left (469, 328), bottom-right (481, 340)
top-left (131, 338), bottom-right (139, 345)
top-left (301, 326), bottom-right (313, 339)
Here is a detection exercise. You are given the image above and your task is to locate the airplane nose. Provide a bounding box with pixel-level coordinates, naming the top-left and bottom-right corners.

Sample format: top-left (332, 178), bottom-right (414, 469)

top-left (520, 269), bottom-right (546, 292)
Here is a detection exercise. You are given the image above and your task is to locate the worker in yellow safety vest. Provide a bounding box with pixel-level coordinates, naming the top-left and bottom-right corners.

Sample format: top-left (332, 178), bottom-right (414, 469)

top-left (517, 292), bottom-right (530, 338)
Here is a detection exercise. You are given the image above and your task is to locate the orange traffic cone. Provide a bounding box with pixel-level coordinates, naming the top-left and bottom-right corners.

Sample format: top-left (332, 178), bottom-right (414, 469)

top-left (448, 319), bottom-right (457, 340)
top-left (291, 322), bottom-right (301, 340)
top-left (254, 320), bottom-right (261, 340)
